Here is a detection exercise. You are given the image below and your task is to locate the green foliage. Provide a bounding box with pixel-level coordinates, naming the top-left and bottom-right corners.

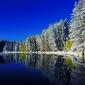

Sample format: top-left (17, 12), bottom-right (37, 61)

top-left (64, 40), bottom-right (73, 50)
top-left (19, 53), bottom-right (27, 64)
top-left (20, 44), bottom-right (27, 52)
top-left (64, 57), bottom-right (76, 71)
top-left (19, 44), bottom-right (27, 63)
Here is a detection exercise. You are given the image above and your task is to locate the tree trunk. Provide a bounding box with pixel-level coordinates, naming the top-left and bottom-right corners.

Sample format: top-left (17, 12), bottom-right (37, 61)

top-left (82, 48), bottom-right (85, 63)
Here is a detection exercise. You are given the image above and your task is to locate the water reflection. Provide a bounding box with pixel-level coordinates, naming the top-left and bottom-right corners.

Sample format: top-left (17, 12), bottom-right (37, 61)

top-left (2, 54), bottom-right (85, 85)
top-left (2, 54), bottom-right (67, 84)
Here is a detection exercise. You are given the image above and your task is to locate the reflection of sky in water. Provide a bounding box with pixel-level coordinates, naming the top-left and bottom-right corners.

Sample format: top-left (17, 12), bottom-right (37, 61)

top-left (0, 54), bottom-right (84, 85)
top-left (0, 63), bottom-right (52, 85)
top-left (0, 54), bottom-right (64, 85)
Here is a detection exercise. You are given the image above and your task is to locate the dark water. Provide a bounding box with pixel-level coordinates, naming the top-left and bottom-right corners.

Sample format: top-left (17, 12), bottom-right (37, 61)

top-left (0, 54), bottom-right (85, 85)
top-left (0, 63), bottom-right (52, 85)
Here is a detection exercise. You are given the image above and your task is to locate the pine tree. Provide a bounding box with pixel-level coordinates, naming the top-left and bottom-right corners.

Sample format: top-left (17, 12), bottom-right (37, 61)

top-left (70, 0), bottom-right (85, 51)
top-left (28, 36), bottom-right (39, 51)
top-left (53, 20), bottom-right (69, 51)
top-left (41, 30), bottom-right (51, 51)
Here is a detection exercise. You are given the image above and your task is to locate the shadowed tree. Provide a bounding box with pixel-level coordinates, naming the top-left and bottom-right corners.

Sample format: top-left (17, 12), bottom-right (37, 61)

top-left (0, 41), bottom-right (5, 52)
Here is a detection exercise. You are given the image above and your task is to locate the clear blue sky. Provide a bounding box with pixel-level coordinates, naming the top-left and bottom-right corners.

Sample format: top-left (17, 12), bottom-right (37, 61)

top-left (0, 0), bottom-right (78, 41)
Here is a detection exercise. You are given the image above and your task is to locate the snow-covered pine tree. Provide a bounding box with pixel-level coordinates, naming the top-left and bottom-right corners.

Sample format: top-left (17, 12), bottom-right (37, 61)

top-left (70, 0), bottom-right (85, 51)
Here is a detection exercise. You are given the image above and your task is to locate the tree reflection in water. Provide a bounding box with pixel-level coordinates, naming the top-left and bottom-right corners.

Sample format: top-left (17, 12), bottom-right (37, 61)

top-left (2, 54), bottom-right (85, 85)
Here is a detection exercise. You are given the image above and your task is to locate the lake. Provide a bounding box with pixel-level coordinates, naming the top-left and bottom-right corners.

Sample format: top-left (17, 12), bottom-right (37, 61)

top-left (0, 54), bottom-right (85, 85)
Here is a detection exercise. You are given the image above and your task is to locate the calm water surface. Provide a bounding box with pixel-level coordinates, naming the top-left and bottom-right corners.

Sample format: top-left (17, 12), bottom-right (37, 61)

top-left (0, 54), bottom-right (58, 85)
top-left (0, 54), bottom-right (85, 85)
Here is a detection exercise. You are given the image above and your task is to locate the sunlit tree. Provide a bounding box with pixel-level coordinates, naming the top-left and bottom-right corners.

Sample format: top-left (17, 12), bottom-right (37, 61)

top-left (70, 0), bottom-right (85, 51)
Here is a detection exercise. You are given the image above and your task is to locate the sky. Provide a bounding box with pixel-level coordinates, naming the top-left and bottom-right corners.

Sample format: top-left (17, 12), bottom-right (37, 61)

top-left (0, 0), bottom-right (78, 41)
